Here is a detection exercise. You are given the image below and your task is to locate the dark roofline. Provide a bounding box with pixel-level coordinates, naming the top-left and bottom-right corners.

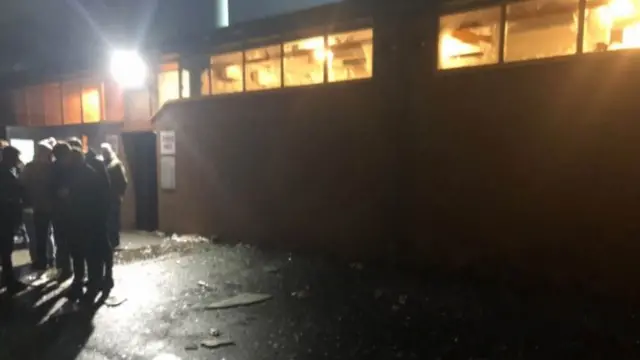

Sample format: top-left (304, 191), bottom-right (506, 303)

top-left (155, 1), bottom-right (374, 55)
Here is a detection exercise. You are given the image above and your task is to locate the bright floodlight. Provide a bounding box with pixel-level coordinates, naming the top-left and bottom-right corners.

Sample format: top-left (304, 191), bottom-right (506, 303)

top-left (110, 50), bottom-right (147, 89)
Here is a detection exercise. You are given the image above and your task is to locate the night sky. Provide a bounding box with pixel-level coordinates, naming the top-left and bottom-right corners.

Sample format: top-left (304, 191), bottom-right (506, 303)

top-left (230, 0), bottom-right (339, 23)
top-left (0, 0), bottom-right (339, 75)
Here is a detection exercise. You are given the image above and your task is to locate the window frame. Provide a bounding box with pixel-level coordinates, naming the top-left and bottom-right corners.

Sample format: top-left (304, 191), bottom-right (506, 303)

top-left (199, 23), bottom-right (375, 96)
top-left (436, 0), bottom-right (609, 72)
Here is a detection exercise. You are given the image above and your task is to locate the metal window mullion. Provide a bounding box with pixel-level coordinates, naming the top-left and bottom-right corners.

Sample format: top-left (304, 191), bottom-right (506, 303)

top-left (80, 82), bottom-right (85, 124)
top-left (178, 64), bottom-right (183, 99)
top-left (576, 0), bottom-right (586, 54)
top-left (323, 34), bottom-right (329, 83)
top-left (499, 5), bottom-right (507, 63)
top-left (242, 49), bottom-right (247, 92)
top-left (280, 43), bottom-right (285, 88)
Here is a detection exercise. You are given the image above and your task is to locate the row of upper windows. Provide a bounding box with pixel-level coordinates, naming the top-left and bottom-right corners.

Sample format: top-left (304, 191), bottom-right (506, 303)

top-left (157, 27), bottom-right (373, 105)
top-left (12, 80), bottom-right (123, 127)
top-left (439, 0), bottom-right (639, 69)
top-left (13, 27), bottom-right (374, 126)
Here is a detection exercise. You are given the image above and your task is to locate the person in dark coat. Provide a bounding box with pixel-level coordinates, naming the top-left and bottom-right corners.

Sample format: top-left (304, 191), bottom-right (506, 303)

top-left (101, 142), bottom-right (127, 249)
top-left (84, 146), bottom-right (114, 291)
top-left (51, 142), bottom-right (74, 279)
top-left (21, 140), bottom-right (55, 270)
top-left (0, 146), bottom-right (28, 294)
top-left (56, 144), bottom-right (108, 301)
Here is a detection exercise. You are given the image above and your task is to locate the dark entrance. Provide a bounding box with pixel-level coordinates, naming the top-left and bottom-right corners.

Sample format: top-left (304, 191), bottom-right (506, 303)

top-left (122, 132), bottom-right (158, 231)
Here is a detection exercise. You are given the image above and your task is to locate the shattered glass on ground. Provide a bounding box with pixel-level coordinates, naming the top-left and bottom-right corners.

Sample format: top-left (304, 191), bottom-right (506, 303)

top-left (0, 236), bottom-right (640, 359)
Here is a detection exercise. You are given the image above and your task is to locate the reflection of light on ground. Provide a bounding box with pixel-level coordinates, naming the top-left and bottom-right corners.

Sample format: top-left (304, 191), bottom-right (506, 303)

top-left (117, 267), bottom-right (161, 304)
top-left (152, 353), bottom-right (181, 360)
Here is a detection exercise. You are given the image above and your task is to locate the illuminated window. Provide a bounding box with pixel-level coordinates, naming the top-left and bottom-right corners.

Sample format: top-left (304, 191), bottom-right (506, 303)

top-left (505, 0), bottom-right (578, 62)
top-left (438, 8), bottom-right (501, 69)
top-left (328, 28), bottom-right (373, 82)
top-left (211, 52), bottom-right (244, 94)
top-left (62, 81), bottom-right (82, 125)
top-left (283, 36), bottom-right (325, 86)
top-left (584, 0), bottom-right (640, 52)
top-left (201, 69), bottom-right (212, 95)
top-left (81, 83), bottom-right (102, 123)
top-left (245, 45), bottom-right (282, 91)
top-left (158, 62), bottom-right (180, 108)
top-left (43, 83), bottom-right (62, 126)
top-left (181, 69), bottom-right (191, 98)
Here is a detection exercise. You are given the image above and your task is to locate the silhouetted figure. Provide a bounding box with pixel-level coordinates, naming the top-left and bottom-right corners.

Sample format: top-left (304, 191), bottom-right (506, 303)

top-left (0, 146), bottom-right (28, 294)
top-left (21, 140), bottom-right (56, 270)
top-left (51, 143), bottom-right (74, 280)
top-left (101, 143), bottom-right (127, 249)
top-left (85, 146), bottom-right (114, 292)
top-left (56, 145), bottom-right (107, 301)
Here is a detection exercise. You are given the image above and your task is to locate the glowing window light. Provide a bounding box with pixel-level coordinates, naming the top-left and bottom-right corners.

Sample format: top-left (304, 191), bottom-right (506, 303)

top-left (440, 33), bottom-right (481, 60)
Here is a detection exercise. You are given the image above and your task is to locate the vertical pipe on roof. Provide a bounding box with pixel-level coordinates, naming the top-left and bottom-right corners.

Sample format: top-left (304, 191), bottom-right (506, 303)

top-left (216, 0), bottom-right (230, 27)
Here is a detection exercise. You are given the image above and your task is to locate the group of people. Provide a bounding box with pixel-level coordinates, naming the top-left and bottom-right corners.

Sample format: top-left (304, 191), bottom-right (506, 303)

top-left (0, 137), bottom-right (127, 304)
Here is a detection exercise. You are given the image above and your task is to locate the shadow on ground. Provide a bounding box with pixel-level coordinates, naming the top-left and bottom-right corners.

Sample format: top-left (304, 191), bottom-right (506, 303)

top-left (0, 271), bottom-right (109, 360)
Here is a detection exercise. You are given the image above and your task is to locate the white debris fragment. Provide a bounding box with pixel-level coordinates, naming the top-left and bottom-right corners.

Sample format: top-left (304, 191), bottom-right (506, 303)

top-left (152, 354), bottom-right (182, 360)
top-left (201, 337), bottom-right (235, 349)
top-left (197, 280), bottom-right (214, 290)
top-left (291, 289), bottom-right (310, 299)
top-left (205, 293), bottom-right (272, 309)
top-left (209, 328), bottom-right (221, 337)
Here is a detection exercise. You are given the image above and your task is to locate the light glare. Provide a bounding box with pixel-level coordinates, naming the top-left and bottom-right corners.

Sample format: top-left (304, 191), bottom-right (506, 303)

top-left (110, 50), bottom-right (148, 89)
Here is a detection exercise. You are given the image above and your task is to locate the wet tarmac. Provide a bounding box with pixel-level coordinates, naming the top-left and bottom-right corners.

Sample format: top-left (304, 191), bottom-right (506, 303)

top-left (1, 238), bottom-right (640, 359)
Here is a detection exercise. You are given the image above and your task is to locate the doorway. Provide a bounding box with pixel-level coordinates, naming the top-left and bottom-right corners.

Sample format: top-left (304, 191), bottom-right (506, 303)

top-left (122, 132), bottom-right (158, 231)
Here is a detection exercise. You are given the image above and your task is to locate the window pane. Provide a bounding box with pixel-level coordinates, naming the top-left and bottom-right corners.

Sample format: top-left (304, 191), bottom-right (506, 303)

top-left (181, 69), bottom-right (191, 98)
top-left (158, 70), bottom-right (180, 108)
top-left (201, 69), bottom-right (211, 95)
top-left (104, 80), bottom-right (124, 122)
top-left (584, 0), bottom-right (640, 52)
top-left (82, 85), bottom-right (102, 123)
top-left (43, 83), bottom-right (62, 126)
top-left (25, 85), bottom-right (45, 126)
top-left (245, 45), bottom-right (282, 91)
top-left (211, 52), bottom-right (243, 94)
top-left (62, 81), bottom-right (82, 125)
top-left (505, 0), bottom-right (578, 62)
top-left (439, 7), bottom-right (501, 69)
top-left (283, 36), bottom-right (325, 86)
top-left (328, 28), bottom-right (374, 82)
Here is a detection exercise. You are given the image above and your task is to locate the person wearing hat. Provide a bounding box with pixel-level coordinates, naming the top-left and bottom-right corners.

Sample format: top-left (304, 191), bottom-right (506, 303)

top-left (21, 139), bottom-right (56, 270)
top-left (0, 145), bottom-right (28, 294)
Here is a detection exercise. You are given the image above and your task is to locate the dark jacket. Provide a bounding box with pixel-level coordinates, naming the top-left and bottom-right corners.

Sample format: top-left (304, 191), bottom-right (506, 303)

top-left (21, 160), bottom-right (54, 212)
top-left (0, 164), bottom-right (24, 230)
top-left (85, 149), bottom-right (111, 221)
top-left (65, 162), bottom-right (108, 235)
top-left (51, 162), bottom-right (73, 223)
top-left (105, 158), bottom-right (127, 201)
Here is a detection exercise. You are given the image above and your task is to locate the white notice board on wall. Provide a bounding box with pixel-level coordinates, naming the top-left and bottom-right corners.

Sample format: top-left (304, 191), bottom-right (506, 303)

top-left (160, 130), bottom-right (176, 155)
top-left (160, 156), bottom-right (176, 190)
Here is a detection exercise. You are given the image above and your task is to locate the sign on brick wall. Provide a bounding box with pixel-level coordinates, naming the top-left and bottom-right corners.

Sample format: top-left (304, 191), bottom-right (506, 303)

top-left (160, 130), bottom-right (176, 155)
